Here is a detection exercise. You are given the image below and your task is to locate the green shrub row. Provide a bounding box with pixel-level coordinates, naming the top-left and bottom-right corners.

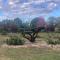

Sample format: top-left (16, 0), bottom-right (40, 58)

top-left (6, 36), bottom-right (25, 45)
top-left (47, 38), bottom-right (60, 45)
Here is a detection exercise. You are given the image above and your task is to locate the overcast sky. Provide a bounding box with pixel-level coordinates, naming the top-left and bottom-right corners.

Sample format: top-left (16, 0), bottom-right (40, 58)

top-left (0, 0), bottom-right (60, 21)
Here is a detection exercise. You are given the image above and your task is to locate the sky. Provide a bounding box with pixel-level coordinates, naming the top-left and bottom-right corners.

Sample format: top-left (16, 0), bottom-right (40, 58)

top-left (0, 0), bottom-right (60, 21)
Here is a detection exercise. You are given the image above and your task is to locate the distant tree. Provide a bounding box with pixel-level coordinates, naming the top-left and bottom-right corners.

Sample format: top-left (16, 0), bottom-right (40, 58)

top-left (22, 21), bottom-right (30, 30)
top-left (0, 18), bottom-right (23, 33)
top-left (30, 17), bottom-right (47, 32)
top-left (47, 17), bottom-right (57, 31)
top-left (13, 18), bottom-right (23, 32)
top-left (21, 17), bottom-right (47, 43)
top-left (30, 17), bottom-right (38, 28)
top-left (55, 17), bottom-right (60, 32)
top-left (14, 18), bottom-right (22, 28)
top-left (56, 17), bottom-right (60, 27)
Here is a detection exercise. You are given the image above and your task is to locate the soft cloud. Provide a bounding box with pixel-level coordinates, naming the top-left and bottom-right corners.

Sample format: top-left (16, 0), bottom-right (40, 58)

top-left (0, 0), bottom-right (2, 9)
top-left (0, 0), bottom-right (60, 20)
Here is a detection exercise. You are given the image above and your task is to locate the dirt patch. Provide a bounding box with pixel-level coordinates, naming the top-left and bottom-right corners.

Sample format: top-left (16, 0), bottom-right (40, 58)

top-left (1, 40), bottom-right (60, 50)
top-left (1, 43), bottom-right (60, 50)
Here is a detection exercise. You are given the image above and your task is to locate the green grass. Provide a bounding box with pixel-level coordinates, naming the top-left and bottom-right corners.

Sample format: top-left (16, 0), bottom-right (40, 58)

top-left (0, 32), bottom-right (60, 60)
top-left (0, 47), bottom-right (60, 60)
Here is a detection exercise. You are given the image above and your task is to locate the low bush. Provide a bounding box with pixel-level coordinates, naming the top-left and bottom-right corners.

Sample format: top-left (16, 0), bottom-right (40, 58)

top-left (47, 38), bottom-right (60, 45)
top-left (1, 31), bottom-right (7, 35)
top-left (47, 39), bottom-right (57, 45)
top-left (47, 33), bottom-right (60, 45)
top-left (6, 36), bottom-right (25, 45)
top-left (56, 37), bottom-right (60, 44)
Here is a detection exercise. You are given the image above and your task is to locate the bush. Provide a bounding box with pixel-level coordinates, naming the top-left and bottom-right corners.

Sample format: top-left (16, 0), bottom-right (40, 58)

top-left (56, 37), bottom-right (60, 44)
top-left (6, 36), bottom-right (25, 45)
top-left (47, 33), bottom-right (60, 45)
top-left (47, 38), bottom-right (60, 45)
top-left (1, 31), bottom-right (7, 35)
top-left (47, 39), bottom-right (57, 45)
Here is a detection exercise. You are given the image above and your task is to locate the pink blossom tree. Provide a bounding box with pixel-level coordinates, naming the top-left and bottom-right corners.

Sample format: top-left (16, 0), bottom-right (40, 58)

top-left (22, 17), bottom-right (47, 43)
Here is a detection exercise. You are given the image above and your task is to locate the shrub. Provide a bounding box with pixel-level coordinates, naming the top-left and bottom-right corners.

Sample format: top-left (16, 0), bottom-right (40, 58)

top-left (47, 38), bottom-right (60, 45)
top-left (47, 39), bottom-right (57, 45)
top-left (6, 36), bottom-right (25, 45)
top-left (1, 31), bottom-right (7, 35)
top-left (47, 33), bottom-right (60, 45)
top-left (56, 37), bottom-right (60, 44)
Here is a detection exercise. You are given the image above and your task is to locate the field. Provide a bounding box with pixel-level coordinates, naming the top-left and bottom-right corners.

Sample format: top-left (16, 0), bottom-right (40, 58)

top-left (0, 32), bottom-right (60, 60)
top-left (0, 47), bottom-right (60, 60)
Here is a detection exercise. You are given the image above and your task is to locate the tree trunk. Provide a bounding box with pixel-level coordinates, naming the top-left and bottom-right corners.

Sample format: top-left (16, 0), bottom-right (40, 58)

top-left (29, 36), bottom-right (36, 42)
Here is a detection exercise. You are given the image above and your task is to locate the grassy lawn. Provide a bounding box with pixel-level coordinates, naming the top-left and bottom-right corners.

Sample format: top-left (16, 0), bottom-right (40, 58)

top-left (0, 32), bottom-right (60, 60)
top-left (0, 47), bottom-right (60, 60)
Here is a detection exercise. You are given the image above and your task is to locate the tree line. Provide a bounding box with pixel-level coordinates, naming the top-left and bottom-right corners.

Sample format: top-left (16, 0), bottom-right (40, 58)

top-left (0, 16), bottom-right (60, 42)
top-left (0, 16), bottom-right (60, 33)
